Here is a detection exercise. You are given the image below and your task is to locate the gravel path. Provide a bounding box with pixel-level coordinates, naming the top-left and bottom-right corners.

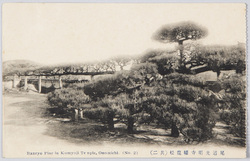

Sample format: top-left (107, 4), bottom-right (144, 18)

top-left (3, 92), bottom-right (82, 158)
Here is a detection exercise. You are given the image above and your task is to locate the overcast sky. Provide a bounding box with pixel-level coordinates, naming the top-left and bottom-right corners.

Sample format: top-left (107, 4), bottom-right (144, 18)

top-left (2, 3), bottom-right (246, 65)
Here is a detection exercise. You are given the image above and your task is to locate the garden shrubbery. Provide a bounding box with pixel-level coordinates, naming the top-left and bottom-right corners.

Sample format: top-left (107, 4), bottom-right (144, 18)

top-left (47, 88), bottom-right (90, 120)
top-left (218, 74), bottom-right (246, 139)
top-left (139, 74), bottom-right (217, 141)
top-left (78, 68), bottom-right (217, 141)
top-left (48, 88), bottom-right (90, 109)
top-left (47, 43), bottom-right (246, 145)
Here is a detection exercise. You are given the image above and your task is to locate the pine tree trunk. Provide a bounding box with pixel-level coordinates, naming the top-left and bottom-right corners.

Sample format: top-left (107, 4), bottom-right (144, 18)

top-left (127, 116), bottom-right (134, 134)
top-left (70, 109), bottom-right (75, 122)
top-left (216, 70), bottom-right (221, 80)
top-left (171, 121), bottom-right (179, 137)
top-left (107, 112), bottom-right (114, 130)
top-left (236, 60), bottom-right (243, 74)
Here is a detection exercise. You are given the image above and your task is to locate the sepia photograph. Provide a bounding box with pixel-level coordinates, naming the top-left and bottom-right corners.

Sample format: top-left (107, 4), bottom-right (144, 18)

top-left (1, 2), bottom-right (247, 158)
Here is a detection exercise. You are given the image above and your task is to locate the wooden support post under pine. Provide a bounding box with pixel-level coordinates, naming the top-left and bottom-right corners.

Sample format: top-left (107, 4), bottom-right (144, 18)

top-left (24, 76), bottom-right (28, 90)
top-left (12, 75), bottom-right (16, 88)
top-left (38, 76), bottom-right (42, 93)
top-left (59, 76), bottom-right (63, 89)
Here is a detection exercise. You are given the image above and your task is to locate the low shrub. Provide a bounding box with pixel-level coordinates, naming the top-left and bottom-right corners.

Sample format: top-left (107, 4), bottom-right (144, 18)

top-left (47, 88), bottom-right (90, 110)
top-left (84, 96), bottom-right (116, 130)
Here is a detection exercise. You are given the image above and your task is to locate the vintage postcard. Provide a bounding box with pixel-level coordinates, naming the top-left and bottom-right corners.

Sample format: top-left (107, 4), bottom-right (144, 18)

top-left (2, 3), bottom-right (247, 158)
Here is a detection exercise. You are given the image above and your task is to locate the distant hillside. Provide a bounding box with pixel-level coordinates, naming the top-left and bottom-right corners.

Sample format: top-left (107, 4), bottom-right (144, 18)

top-left (2, 60), bottom-right (42, 76)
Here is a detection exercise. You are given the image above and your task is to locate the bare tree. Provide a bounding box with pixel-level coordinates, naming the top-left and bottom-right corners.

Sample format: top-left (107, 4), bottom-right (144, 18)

top-left (112, 56), bottom-right (131, 70)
